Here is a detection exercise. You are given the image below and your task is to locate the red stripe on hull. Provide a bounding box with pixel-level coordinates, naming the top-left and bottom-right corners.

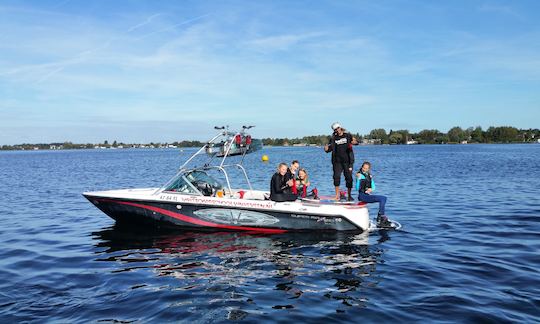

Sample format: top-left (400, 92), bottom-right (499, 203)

top-left (97, 198), bottom-right (287, 234)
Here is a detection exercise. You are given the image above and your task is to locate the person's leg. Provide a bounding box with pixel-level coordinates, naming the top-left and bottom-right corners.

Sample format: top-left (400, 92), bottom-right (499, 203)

top-left (333, 163), bottom-right (343, 199)
top-left (372, 195), bottom-right (387, 215)
top-left (372, 195), bottom-right (390, 226)
top-left (285, 193), bottom-right (298, 202)
top-left (272, 193), bottom-right (298, 202)
top-left (358, 193), bottom-right (378, 203)
top-left (343, 163), bottom-right (353, 200)
top-left (358, 194), bottom-right (387, 215)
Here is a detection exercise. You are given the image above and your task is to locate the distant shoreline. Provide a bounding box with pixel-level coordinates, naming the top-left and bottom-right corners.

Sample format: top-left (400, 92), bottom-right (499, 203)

top-left (2, 126), bottom-right (539, 151)
top-left (1, 141), bottom-right (538, 152)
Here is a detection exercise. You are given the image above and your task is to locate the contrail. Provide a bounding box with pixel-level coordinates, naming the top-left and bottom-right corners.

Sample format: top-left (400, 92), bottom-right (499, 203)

top-left (35, 65), bottom-right (66, 84)
top-left (6, 12), bottom-right (209, 83)
top-left (127, 13), bottom-right (162, 32)
top-left (136, 13), bottom-right (211, 40)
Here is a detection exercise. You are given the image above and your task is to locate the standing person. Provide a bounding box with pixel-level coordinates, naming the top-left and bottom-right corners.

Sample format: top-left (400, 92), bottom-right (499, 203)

top-left (356, 161), bottom-right (391, 227)
top-left (324, 122), bottom-right (357, 201)
top-left (270, 163), bottom-right (297, 202)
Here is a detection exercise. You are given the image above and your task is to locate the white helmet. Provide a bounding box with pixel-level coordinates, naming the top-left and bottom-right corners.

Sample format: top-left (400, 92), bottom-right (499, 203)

top-left (331, 122), bottom-right (342, 130)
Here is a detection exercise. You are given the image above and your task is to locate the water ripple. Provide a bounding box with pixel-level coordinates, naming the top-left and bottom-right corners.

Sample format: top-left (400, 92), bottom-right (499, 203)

top-left (1, 145), bottom-right (539, 322)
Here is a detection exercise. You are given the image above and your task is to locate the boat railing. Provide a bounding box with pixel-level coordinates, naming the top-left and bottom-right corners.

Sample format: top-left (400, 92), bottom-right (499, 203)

top-left (154, 126), bottom-right (256, 197)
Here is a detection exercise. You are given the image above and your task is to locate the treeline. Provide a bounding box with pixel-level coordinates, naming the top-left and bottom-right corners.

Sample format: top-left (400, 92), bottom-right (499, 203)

top-left (0, 140), bottom-right (204, 151)
top-left (2, 126), bottom-right (538, 151)
top-left (262, 126), bottom-right (540, 146)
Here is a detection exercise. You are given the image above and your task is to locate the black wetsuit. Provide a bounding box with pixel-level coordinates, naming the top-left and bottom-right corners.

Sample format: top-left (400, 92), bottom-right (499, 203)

top-left (284, 168), bottom-right (296, 182)
top-left (270, 172), bottom-right (297, 202)
top-left (326, 132), bottom-right (354, 188)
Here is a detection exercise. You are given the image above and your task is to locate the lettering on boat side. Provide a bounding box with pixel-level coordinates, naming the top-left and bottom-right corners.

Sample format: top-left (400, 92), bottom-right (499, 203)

top-left (291, 214), bottom-right (341, 223)
top-left (174, 196), bottom-right (275, 209)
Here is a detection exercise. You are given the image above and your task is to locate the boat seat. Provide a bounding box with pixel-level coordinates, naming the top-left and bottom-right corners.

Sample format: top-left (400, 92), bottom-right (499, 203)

top-left (238, 190), bottom-right (268, 200)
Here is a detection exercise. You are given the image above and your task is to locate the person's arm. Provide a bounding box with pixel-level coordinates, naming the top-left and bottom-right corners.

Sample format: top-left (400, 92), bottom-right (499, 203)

top-left (324, 137), bottom-right (333, 153)
top-left (347, 134), bottom-right (355, 167)
top-left (280, 175), bottom-right (293, 191)
top-left (284, 169), bottom-right (292, 181)
top-left (271, 174), bottom-right (284, 195)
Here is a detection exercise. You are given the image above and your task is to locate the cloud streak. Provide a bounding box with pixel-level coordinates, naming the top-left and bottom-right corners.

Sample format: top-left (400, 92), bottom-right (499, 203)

top-left (1, 0), bottom-right (539, 144)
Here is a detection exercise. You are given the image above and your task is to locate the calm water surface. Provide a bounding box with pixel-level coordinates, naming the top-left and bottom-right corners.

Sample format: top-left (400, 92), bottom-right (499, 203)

top-left (1, 145), bottom-right (539, 322)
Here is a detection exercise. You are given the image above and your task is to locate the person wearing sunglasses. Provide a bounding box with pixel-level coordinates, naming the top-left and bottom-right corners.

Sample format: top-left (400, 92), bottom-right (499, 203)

top-left (324, 122), bottom-right (358, 201)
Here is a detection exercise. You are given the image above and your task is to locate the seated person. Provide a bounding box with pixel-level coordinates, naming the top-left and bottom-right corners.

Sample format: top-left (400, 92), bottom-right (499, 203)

top-left (356, 161), bottom-right (391, 227)
top-left (270, 163), bottom-right (298, 202)
top-left (295, 168), bottom-right (319, 199)
top-left (285, 160), bottom-right (300, 181)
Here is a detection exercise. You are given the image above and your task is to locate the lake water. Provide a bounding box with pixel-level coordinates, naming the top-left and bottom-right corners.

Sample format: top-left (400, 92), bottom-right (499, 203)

top-left (1, 144), bottom-right (539, 322)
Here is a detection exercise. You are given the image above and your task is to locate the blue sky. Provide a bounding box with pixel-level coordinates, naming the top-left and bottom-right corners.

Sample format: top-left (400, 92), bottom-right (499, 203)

top-left (1, 0), bottom-right (539, 144)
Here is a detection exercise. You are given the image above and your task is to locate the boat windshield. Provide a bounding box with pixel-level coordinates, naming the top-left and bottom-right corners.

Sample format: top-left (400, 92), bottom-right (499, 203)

top-left (164, 174), bottom-right (198, 194)
top-left (164, 170), bottom-right (223, 196)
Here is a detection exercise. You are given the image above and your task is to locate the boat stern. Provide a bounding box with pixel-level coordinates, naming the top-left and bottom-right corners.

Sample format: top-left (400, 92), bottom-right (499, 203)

top-left (340, 204), bottom-right (371, 231)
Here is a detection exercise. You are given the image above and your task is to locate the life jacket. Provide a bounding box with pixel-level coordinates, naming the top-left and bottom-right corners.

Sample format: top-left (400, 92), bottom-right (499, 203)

top-left (291, 178), bottom-right (298, 195)
top-left (292, 178), bottom-right (310, 197)
top-left (356, 171), bottom-right (376, 193)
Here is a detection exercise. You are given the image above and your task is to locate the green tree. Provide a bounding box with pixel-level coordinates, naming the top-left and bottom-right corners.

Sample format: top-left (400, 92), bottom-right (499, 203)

top-left (388, 132), bottom-right (403, 144)
top-left (417, 129), bottom-right (441, 144)
top-left (486, 126), bottom-right (519, 143)
top-left (395, 129), bottom-right (410, 144)
top-left (369, 128), bottom-right (388, 144)
top-left (470, 126), bottom-right (483, 143)
top-left (448, 126), bottom-right (466, 143)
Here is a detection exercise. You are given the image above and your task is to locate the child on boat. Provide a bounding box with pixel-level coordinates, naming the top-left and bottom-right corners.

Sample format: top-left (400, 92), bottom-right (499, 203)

top-left (356, 161), bottom-right (391, 227)
top-left (294, 168), bottom-right (319, 199)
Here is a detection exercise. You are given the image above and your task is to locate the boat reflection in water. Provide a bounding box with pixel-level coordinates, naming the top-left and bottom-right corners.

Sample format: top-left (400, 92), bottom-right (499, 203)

top-left (92, 225), bottom-right (392, 319)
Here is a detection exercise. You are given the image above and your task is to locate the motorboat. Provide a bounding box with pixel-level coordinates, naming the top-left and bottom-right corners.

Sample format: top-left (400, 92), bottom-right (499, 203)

top-left (205, 126), bottom-right (263, 156)
top-left (83, 126), bottom-right (371, 232)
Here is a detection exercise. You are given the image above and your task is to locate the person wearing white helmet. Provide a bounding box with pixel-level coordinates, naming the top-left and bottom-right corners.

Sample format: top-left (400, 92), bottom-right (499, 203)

top-left (324, 122), bottom-right (358, 201)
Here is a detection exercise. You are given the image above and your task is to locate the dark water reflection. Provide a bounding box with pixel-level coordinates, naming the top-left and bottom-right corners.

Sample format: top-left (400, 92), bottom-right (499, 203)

top-left (92, 225), bottom-right (385, 322)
